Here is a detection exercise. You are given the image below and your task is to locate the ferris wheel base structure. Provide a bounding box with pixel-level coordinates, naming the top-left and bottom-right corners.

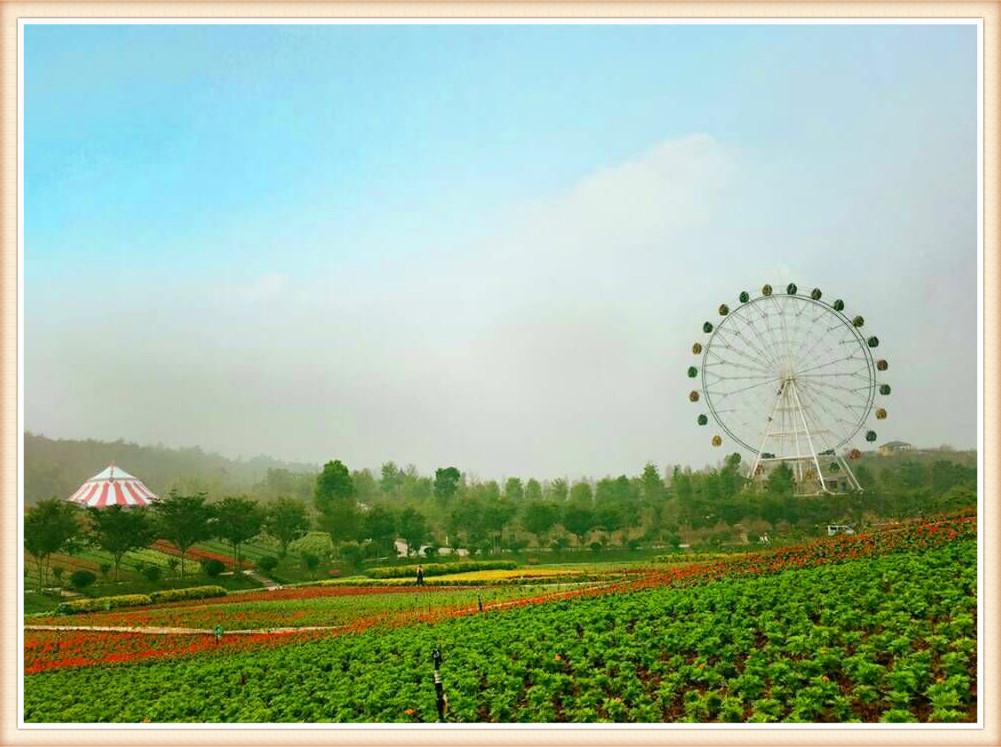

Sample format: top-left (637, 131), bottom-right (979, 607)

top-left (751, 454), bottom-right (863, 497)
top-left (688, 283), bottom-right (890, 498)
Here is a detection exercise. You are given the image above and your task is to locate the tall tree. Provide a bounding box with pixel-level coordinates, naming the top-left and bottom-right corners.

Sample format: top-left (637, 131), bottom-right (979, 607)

top-left (433, 467), bottom-right (461, 505)
top-left (315, 460), bottom-right (359, 542)
top-left (352, 469), bottom-right (380, 504)
top-left (363, 505), bottom-right (398, 556)
top-left (522, 501), bottom-right (559, 546)
top-left (397, 507), bottom-right (429, 556)
top-left (546, 478), bottom-right (569, 503)
top-left (766, 462), bottom-right (795, 499)
top-left (504, 477), bottom-right (524, 501)
top-left (87, 505), bottom-right (155, 581)
top-left (524, 478), bottom-right (543, 503)
top-left (315, 460), bottom-right (355, 512)
top-left (448, 497), bottom-right (486, 548)
top-left (214, 496), bottom-right (264, 569)
top-left (24, 499), bottom-right (82, 590)
top-left (483, 498), bottom-right (517, 553)
top-left (569, 481), bottom-right (593, 504)
top-left (264, 497), bottom-right (311, 557)
top-left (562, 504), bottom-right (595, 547)
top-left (379, 462), bottom-right (403, 496)
top-left (152, 491), bottom-right (215, 578)
top-left (640, 463), bottom-right (665, 503)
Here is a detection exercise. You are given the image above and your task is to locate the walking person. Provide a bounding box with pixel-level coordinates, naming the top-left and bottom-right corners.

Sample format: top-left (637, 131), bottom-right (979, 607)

top-left (415, 564), bottom-right (425, 586)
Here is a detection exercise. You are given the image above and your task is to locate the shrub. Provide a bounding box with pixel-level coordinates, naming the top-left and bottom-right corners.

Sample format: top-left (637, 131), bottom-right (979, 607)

top-left (68, 570), bottom-right (96, 591)
top-left (302, 553), bottom-right (320, 577)
top-left (257, 555), bottom-right (279, 574)
top-left (201, 558), bottom-right (225, 577)
top-left (365, 560), bottom-right (517, 579)
top-left (142, 565), bottom-right (162, 582)
top-left (57, 594), bottom-right (152, 615)
top-left (148, 585), bottom-right (226, 603)
top-left (590, 542), bottom-right (603, 553)
top-left (338, 542), bottom-right (365, 568)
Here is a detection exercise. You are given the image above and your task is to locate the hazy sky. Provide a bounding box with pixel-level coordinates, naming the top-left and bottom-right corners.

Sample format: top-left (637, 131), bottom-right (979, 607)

top-left (25, 23), bottom-right (978, 480)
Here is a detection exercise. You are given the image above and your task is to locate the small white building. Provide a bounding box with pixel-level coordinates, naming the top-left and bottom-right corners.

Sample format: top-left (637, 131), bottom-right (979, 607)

top-left (878, 441), bottom-right (913, 456)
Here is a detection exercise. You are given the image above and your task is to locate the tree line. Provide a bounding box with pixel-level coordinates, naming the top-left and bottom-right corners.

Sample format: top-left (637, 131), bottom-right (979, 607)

top-left (24, 449), bottom-right (977, 587)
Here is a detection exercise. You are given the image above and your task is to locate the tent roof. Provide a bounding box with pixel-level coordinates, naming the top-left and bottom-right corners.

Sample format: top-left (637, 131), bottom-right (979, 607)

top-left (66, 465), bottom-right (159, 508)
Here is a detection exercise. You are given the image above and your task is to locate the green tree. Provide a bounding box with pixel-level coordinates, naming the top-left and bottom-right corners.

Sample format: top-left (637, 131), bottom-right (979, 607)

top-left (595, 503), bottom-right (625, 543)
top-left (719, 453), bottom-right (744, 499)
top-left (24, 499), bottom-right (82, 591)
top-left (569, 480), bottom-right (593, 504)
top-left (69, 569), bottom-right (97, 591)
top-left (524, 478), bottom-right (543, 503)
top-left (504, 477), bottom-right (524, 501)
top-left (301, 552), bottom-right (320, 578)
top-left (315, 460), bottom-right (359, 542)
top-left (87, 505), bottom-right (156, 581)
top-left (546, 478), bottom-right (568, 503)
top-left (379, 462), bottom-right (403, 496)
top-left (363, 505), bottom-right (398, 557)
top-left (315, 460), bottom-right (355, 512)
top-left (152, 491), bottom-right (215, 578)
top-left (434, 467), bottom-right (462, 505)
top-left (899, 460), bottom-right (927, 490)
top-left (352, 468), bottom-right (380, 504)
top-left (522, 501), bottom-right (559, 546)
top-left (483, 498), bottom-right (517, 553)
top-left (397, 507), bottom-right (429, 556)
top-left (640, 463), bottom-right (665, 503)
top-left (562, 503), bottom-right (595, 547)
top-left (214, 496), bottom-right (264, 569)
top-left (448, 497), bottom-right (486, 547)
top-left (264, 497), bottom-right (311, 558)
top-left (766, 462), bottom-right (795, 499)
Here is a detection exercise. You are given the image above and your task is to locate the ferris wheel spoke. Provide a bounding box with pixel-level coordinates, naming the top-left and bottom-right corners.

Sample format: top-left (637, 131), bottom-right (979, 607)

top-left (795, 368), bottom-right (870, 380)
top-left (710, 377), bottom-right (782, 400)
top-left (795, 387), bottom-right (864, 433)
top-left (706, 333), bottom-right (779, 375)
top-left (796, 382), bottom-right (870, 427)
top-left (794, 353), bottom-right (865, 377)
top-left (772, 295), bottom-right (797, 370)
top-left (790, 305), bottom-right (853, 371)
top-left (728, 325), bottom-right (781, 373)
top-left (722, 312), bottom-right (782, 371)
top-left (797, 375), bottom-right (869, 400)
top-left (797, 384), bottom-right (866, 414)
top-left (746, 301), bottom-right (787, 371)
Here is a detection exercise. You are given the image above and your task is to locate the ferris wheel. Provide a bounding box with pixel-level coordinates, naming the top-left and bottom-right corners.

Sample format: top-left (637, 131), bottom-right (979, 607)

top-left (687, 283), bottom-right (890, 495)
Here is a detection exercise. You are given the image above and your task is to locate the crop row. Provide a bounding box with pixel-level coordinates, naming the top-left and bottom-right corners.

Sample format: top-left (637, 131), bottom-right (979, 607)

top-left (23, 536), bottom-right (976, 723)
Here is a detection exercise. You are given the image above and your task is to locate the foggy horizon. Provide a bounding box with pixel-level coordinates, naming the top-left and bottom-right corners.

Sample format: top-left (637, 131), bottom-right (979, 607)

top-left (25, 25), bottom-right (979, 479)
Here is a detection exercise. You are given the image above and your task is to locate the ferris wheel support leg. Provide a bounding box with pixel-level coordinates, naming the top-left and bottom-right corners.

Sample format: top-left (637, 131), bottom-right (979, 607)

top-left (837, 454), bottom-right (863, 492)
top-left (787, 379), bottom-right (827, 494)
top-left (750, 383), bottom-right (786, 479)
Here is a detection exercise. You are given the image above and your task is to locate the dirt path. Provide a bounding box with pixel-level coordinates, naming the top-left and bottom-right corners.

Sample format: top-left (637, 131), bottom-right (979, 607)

top-left (25, 624), bottom-right (341, 635)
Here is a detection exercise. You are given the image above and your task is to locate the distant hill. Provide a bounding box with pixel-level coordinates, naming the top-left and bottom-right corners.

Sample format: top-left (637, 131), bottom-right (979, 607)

top-left (24, 432), bottom-right (318, 505)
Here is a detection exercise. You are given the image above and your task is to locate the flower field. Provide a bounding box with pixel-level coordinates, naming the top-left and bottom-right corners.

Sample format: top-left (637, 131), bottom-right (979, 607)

top-left (27, 584), bottom-right (558, 635)
top-left (23, 517), bottom-right (978, 723)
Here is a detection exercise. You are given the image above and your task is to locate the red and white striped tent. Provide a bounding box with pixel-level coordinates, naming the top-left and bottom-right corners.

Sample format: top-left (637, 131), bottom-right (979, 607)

top-left (66, 465), bottom-right (159, 508)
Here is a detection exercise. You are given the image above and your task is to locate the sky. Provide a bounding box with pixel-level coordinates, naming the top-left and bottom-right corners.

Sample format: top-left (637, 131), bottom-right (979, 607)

top-left (24, 23), bottom-right (979, 480)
